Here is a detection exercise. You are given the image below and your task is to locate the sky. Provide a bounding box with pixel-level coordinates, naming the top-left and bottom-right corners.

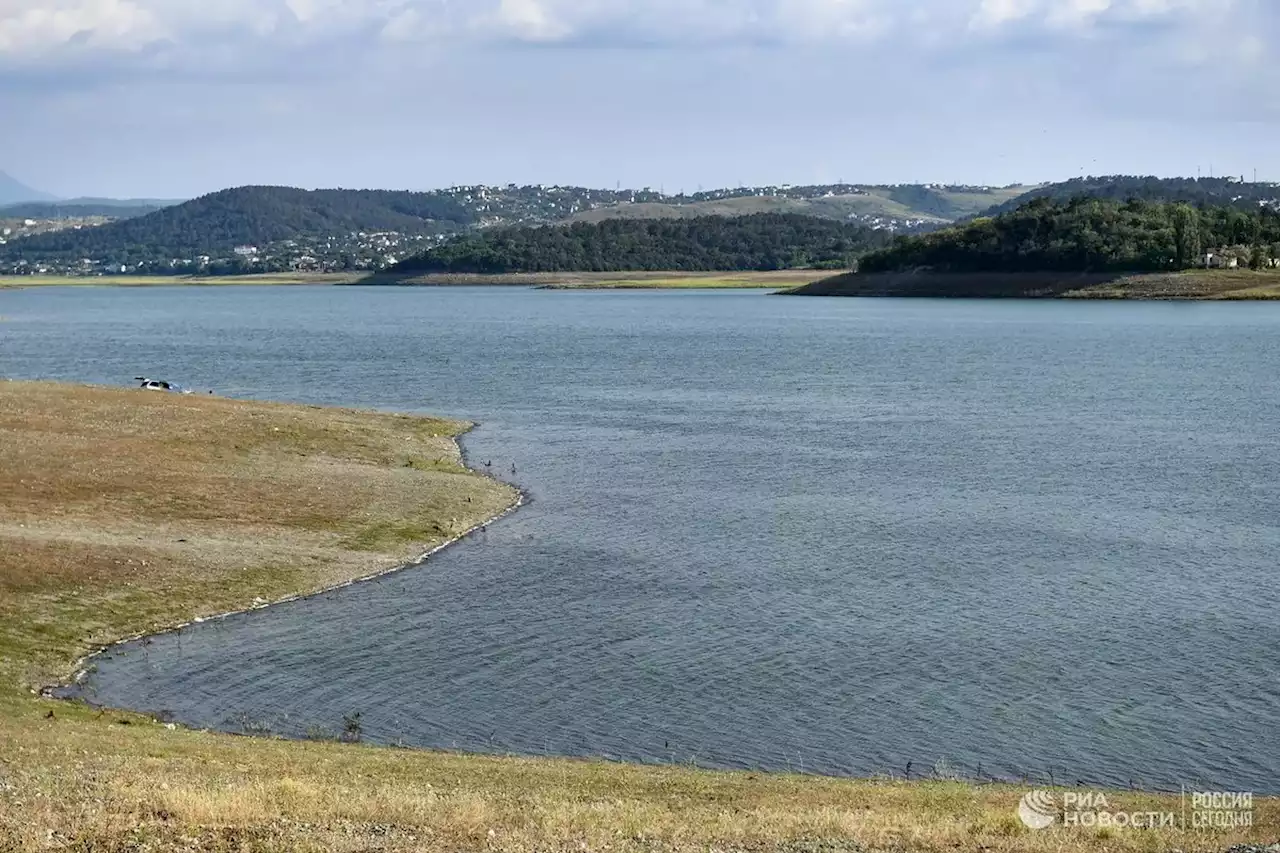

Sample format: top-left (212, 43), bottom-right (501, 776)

top-left (0, 0), bottom-right (1276, 198)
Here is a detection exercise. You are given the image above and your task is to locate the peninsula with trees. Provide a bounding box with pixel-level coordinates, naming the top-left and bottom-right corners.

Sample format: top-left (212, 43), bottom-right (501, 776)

top-left (788, 197), bottom-right (1280, 299)
top-left (387, 214), bottom-right (890, 275)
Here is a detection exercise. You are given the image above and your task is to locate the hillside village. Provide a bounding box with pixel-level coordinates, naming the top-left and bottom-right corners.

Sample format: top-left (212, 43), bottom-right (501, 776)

top-left (0, 182), bottom-right (1018, 277)
top-left (4, 178), bottom-right (1280, 278)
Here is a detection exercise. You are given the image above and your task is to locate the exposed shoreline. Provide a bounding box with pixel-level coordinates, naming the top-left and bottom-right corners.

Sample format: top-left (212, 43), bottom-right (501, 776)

top-left (783, 269), bottom-right (1280, 299)
top-left (0, 382), bottom-right (521, 696)
top-left (0, 270), bottom-right (830, 290)
top-left (50, 436), bottom-right (526, 700)
top-left (2, 382), bottom-right (1274, 851)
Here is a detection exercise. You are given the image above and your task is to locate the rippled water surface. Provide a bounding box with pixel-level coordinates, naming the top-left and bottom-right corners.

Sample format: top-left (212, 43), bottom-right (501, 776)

top-left (3, 286), bottom-right (1279, 792)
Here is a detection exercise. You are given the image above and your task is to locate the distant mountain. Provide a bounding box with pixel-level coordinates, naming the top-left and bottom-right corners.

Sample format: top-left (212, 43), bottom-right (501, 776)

top-left (54, 197), bottom-right (186, 208)
top-left (0, 171), bottom-right (56, 205)
top-left (0, 202), bottom-right (163, 220)
top-left (976, 176), bottom-right (1280, 218)
top-left (390, 214), bottom-right (893, 274)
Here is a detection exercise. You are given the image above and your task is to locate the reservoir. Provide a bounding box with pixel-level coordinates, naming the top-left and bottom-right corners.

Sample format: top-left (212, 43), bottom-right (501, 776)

top-left (2, 285), bottom-right (1278, 792)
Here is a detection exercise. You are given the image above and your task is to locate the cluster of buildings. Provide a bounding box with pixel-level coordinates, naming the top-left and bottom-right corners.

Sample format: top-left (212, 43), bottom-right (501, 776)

top-left (219, 231), bottom-right (443, 272)
top-left (0, 230), bottom-right (448, 277)
top-left (1204, 247), bottom-right (1280, 269)
top-left (1, 182), bottom-right (999, 276)
top-left (0, 215), bottom-right (110, 245)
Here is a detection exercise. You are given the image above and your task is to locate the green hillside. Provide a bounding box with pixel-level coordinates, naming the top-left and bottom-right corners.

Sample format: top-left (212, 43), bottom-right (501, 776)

top-left (391, 214), bottom-right (891, 274)
top-left (571, 185), bottom-right (1031, 226)
top-left (0, 181), bottom-right (1029, 277)
top-left (0, 186), bottom-right (477, 271)
top-left (860, 197), bottom-right (1280, 274)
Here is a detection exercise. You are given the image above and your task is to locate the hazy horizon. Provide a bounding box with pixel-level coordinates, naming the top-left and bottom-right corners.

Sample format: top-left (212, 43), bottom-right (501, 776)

top-left (1, 0), bottom-right (1276, 199)
top-left (9, 173), bottom-right (1280, 207)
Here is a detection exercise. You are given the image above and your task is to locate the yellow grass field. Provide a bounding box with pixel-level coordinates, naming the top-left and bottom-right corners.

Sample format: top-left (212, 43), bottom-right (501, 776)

top-left (535, 271), bottom-right (829, 290)
top-left (0, 382), bottom-right (1274, 852)
top-left (0, 270), bottom-right (832, 291)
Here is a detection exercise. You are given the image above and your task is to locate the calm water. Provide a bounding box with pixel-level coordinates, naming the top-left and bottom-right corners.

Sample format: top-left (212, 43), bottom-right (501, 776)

top-left (3, 286), bottom-right (1279, 792)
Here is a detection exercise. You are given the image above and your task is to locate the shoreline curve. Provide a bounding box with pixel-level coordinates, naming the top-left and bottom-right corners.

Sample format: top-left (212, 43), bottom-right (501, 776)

top-left (44, 421), bottom-right (527, 702)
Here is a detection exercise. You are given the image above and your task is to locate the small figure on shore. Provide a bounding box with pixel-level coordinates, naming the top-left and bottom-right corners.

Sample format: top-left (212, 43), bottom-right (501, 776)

top-left (510, 463), bottom-right (517, 475)
top-left (485, 460), bottom-right (492, 469)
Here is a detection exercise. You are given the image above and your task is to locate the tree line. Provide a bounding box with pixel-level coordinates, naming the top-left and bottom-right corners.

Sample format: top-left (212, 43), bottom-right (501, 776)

top-left (392, 214), bottom-right (891, 274)
top-left (859, 198), bottom-right (1280, 274)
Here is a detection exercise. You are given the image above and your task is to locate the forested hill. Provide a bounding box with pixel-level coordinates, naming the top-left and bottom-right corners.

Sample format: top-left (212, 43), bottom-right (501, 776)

top-left (859, 198), bottom-right (1280, 274)
top-left (0, 182), bottom-right (987, 276)
top-left (0, 187), bottom-right (477, 265)
top-left (391, 214), bottom-right (891, 274)
top-left (976, 176), bottom-right (1280, 218)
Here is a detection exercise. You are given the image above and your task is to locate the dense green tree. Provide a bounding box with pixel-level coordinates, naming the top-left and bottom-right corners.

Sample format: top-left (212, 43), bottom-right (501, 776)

top-left (979, 176), bottom-right (1280, 218)
top-left (392, 214), bottom-right (891, 274)
top-left (1171, 204), bottom-right (1202, 268)
top-left (859, 198), bottom-right (1280, 274)
top-left (1251, 243), bottom-right (1269, 270)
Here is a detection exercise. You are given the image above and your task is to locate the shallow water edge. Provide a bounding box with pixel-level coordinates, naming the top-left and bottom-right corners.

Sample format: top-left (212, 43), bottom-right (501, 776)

top-left (47, 418), bottom-right (526, 703)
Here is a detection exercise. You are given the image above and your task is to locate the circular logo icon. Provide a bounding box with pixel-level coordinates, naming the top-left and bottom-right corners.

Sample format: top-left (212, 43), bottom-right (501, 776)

top-left (1018, 790), bottom-right (1058, 830)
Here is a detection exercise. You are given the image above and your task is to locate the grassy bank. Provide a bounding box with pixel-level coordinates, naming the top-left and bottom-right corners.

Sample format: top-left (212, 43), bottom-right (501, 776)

top-left (785, 269), bottom-right (1280, 299)
top-left (373, 270), bottom-right (830, 289)
top-left (0, 271), bottom-right (829, 290)
top-left (535, 271), bottom-right (829, 290)
top-left (0, 383), bottom-right (1273, 851)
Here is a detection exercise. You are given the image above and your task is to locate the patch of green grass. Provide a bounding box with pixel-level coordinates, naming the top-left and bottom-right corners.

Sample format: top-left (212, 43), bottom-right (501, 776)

top-left (403, 455), bottom-right (468, 474)
top-left (340, 519), bottom-right (449, 552)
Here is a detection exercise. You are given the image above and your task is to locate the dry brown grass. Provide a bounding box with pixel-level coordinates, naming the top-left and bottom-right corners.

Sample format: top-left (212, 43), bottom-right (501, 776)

top-left (373, 270), bottom-right (831, 288)
top-left (0, 382), bottom-right (516, 691)
top-left (2, 271), bottom-right (831, 290)
top-left (1061, 270), bottom-right (1280, 299)
top-left (0, 382), bottom-right (1273, 852)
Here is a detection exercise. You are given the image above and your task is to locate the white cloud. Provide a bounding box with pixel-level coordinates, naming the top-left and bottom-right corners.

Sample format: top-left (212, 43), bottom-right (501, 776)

top-left (0, 0), bottom-right (164, 54)
top-left (476, 0), bottom-right (571, 41)
top-left (0, 0), bottom-right (1269, 71)
top-left (971, 0), bottom-right (1038, 29)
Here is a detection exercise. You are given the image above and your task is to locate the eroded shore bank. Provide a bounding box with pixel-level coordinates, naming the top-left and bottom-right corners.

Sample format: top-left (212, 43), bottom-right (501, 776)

top-left (784, 269), bottom-right (1280, 299)
top-left (0, 382), bottom-right (1274, 852)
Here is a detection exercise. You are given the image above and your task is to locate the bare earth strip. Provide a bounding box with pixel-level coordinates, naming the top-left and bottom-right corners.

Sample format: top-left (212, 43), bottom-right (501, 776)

top-left (785, 270), bottom-right (1280, 300)
top-left (0, 382), bottom-right (1274, 852)
top-left (0, 271), bottom-right (832, 290)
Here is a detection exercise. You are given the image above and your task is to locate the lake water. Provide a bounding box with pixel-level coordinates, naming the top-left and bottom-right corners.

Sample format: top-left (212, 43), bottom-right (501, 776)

top-left (3, 286), bottom-right (1278, 792)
